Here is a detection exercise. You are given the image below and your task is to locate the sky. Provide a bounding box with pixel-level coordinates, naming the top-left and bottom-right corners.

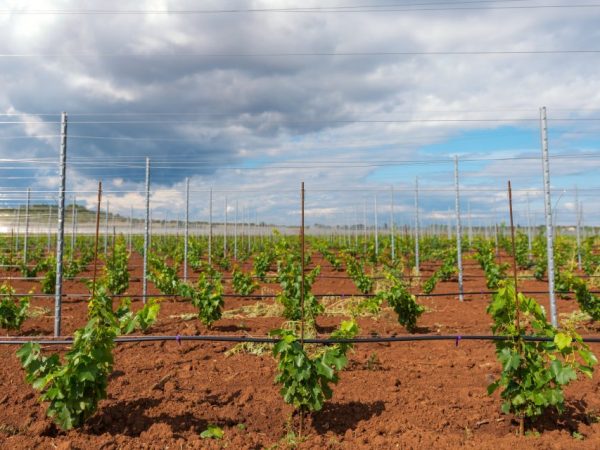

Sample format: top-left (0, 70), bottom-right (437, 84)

top-left (1, 0), bottom-right (600, 228)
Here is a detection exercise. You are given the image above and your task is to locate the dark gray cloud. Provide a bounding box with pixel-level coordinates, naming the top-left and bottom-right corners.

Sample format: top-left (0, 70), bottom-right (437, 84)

top-left (1, 1), bottom-right (600, 223)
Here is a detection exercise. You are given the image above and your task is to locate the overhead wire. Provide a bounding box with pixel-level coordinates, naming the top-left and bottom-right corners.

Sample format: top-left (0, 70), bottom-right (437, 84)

top-left (5, 117), bottom-right (600, 123)
top-left (2, 50), bottom-right (600, 58)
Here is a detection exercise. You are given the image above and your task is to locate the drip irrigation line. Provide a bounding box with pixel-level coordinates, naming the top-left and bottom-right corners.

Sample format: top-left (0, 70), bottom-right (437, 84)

top-left (0, 289), bottom-right (596, 299)
top-left (1, 334), bottom-right (600, 346)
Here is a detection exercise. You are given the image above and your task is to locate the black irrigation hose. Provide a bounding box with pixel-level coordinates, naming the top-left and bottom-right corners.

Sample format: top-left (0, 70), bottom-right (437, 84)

top-left (0, 274), bottom-right (526, 282)
top-left (1, 334), bottom-right (600, 346)
top-left (1, 289), bottom-right (598, 299)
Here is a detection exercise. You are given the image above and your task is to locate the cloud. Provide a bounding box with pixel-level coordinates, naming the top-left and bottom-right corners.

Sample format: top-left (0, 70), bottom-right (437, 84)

top-left (0, 1), bottom-right (599, 225)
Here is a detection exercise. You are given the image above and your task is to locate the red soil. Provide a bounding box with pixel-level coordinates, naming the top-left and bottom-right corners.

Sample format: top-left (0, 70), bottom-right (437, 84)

top-left (0, 251), bottom-right (599, 449)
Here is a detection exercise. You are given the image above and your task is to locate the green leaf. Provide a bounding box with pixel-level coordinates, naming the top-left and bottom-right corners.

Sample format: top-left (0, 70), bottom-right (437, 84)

top-left (77, 370), bottom-right (95, 382)
top-left (579, 365), bottom-right (594, 378)
top-left (502, 351), bottom-right (520, 372)
top-left (557, 365), bottom-right (577, 385)
top-left (554, 333), bottom-right (572, 351)
top-left (578, 348), bottom-right (598, 367)
top-left (487, 381), bottom-right (499, 395)
top-left (550, 359), bottom-right (563, 378)
top-left (315, 360), bottom-right (334, 380)
top-left (200, 424), bottom-right (224, 439)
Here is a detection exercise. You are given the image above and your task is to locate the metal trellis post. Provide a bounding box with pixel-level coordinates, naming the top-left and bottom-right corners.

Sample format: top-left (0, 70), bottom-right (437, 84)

top-left (46, 204), bottom-right (52, 254)
top-left (142, 157), bottom-right (150, 303)
top-left (224, 196), bottom-right (228, 257)
top-left (526, 192), bottom-right (533, 260)
top-left (208, 187), bottom-right (213, 266)
top-left (575, 186), bottom-right (582, 271)
top-left (390, 186), bottom-right (395, 262)
top-left (184, 177), bottom-right (189, 281)
top-left (234, 199), bottom-right (238, 260)
top-left (454, 156), bottom-right (464, 302)
top-left (540, 106), bottom-right (557, 327)
top-left (24, 187), bottom-right (30, 264)
top-left (104, 199), bottom-right (109, 257)
top-left (415, 177), bottom-right (420, 276)
top-left (374, 194), bottom-right (379, 256)
top-left (54, 112), bottom-right (67, 337)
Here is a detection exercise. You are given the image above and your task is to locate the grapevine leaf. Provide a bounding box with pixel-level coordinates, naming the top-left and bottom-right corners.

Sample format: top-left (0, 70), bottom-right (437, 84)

top-left (200, 424), bottom-right (224, 439)
top-left (554, 333), bottom-right (572, 351)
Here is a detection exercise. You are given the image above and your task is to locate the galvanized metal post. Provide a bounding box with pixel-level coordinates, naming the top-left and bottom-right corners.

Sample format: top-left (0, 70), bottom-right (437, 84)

top-left (46, 203), bottom-right (52, 254)
top-left (526, 192), bottom-right (533, 259)
top-left (54, 112), bottom-right (67, 337)
top-left (241, 205), bottom-right (245, 254)
top-left (247, 207), bottom-right (252, 254)
top-left (104, 199), bottom-right (109, 257)
top-left (300, 182), bottom-right (306, 347)
top-left (354, 206), bottom-right (359, 248)
top-left (111, 211), bottom-right (115, 249)
top-left (374, 194), bottom-right (379, 256)
top-left (254, 209), bottom-right (258, 250)
top-left (128, 206), bottom-right (133, 253)
top-left (580, 203), bottom-right (585, 241)
top-left (572, 186), bottom-right (581, 271)
top-left (142, 157), bottom-right (150, 303)
top-left (493, 204), bottom-right (499, 258)
top-left (224, 196), bottom-right (228, 257)
top-left (363, 198), bottom-right (367, 254)
top-left (415, 177), bottom-right (420, 276)
top-left (390, 186), bottom-right (395, 262)
top-left (23, 187), bottom-right (30, 264)
top-left (74, 203), bottom-right (78, 249)
top-left (208, 187), bottom-right (212, 266)
top-left (184, 177), bottom-right (189, 281)
top-left (234, 199), bottom-right (238, 260)
top-left (454, 156), bottom-right (464, 302)
top-left (540, 106), bottom-right (557, 326)
top-left (15, 205), bottom-right (20, 254)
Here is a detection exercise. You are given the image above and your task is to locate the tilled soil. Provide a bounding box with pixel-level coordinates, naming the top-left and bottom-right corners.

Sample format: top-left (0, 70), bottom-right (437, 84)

top-left (1, 251), bottom-right (599, 449)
